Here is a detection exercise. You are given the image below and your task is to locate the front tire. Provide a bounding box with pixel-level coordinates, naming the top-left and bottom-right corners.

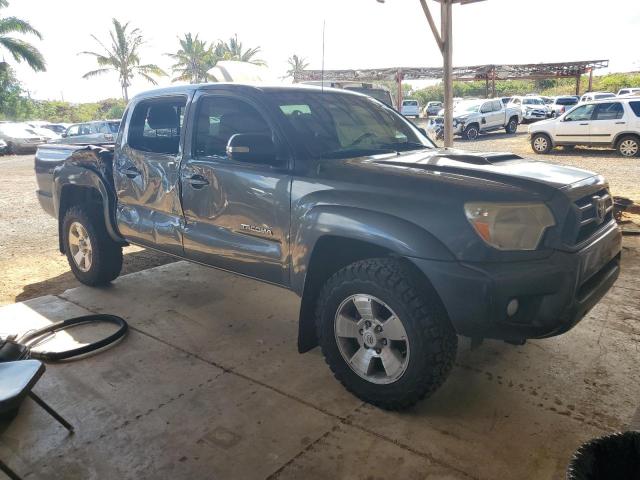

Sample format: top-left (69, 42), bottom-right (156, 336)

top-left (531, 133), bottom-right (552, 154)
top-left (617, 135), bottom-right (640, 157)
top-left (316, 258), bottom-right (457, 410)
top-left (62, 205), bottom-right (123, 286)
top-left (505, 117), bottom-right (518, 134)
top-left (463, 124), bottom-right (479, 141)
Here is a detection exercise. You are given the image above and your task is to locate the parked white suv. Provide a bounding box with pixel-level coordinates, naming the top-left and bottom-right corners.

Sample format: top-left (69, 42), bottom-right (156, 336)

top-left (618, 88), bottom-right (640, 96)
top-left (579, 92), bottom-right (615, 103)
top-left (528, 98), bottom-right (640, 157)
top-left (509, 96), bottom-right (551, 122)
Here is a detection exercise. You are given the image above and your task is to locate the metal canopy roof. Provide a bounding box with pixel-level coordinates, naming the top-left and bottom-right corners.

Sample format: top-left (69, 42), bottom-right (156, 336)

top-left (297, 60), bottom-right (609, 82)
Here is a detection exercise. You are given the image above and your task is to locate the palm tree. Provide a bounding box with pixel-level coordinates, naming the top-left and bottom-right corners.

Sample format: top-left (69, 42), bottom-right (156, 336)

top-left (81, 18), bottom-right (166, 102)
top-left (217, 34), bottom-right (265, 66)
top-left (0, 0), bottom-right (45, 73)
top-left (166, 33), bottom-right (217, 84)
top-left (286, 54), bottom-right (309, 82)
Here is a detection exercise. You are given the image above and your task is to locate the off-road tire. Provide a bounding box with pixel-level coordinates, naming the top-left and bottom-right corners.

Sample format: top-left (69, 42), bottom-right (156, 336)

top-left (463, 124), bottom-right (479, 141)
top-left (315, 258), bottom-right (457, 410)
top-left (505, 117), bottom-right (518, 134)
top-left (62, 205), bottom-right (123, 286)
top-left (616, 135), bottom-right (640, 158)
top-left (531, 133), bottom-right (552, 154)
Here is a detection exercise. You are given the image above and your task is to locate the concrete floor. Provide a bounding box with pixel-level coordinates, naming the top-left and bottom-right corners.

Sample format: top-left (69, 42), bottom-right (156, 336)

top-left (1, 244), bottom-right (639, 479)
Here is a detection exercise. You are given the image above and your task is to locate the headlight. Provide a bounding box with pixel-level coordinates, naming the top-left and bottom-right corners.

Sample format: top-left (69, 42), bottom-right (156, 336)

top-left (464, 202), bottom-right (555, 250)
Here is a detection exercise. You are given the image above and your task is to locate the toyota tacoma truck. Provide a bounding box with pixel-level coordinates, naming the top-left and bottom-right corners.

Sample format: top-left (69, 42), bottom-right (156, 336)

top-left (34, 84), bottom-right (621, 409)
top-left (440, 98), bottom-right (522, 140)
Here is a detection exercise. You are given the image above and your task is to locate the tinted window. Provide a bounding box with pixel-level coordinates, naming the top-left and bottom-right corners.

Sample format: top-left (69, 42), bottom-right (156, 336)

top-left (78, 124), bottom-right (93, 135)
top-left (629, 101), bottom-right (640, 117)
top-left (108, 121), bottom-right (120, 133)
top-left (492, 100), bottom-right (502, 111)
top-left (593, 102), bottom-right (624, 120)
top-left (271, 91), bottom-right (433, 159)
top-left (556, 97), bottom-right (578, 106)
top-left (66, 125), bottom-right (80, 136)
top-left (194, 96), bottom-right (271, 159)
top-left (594, 93), bottom-right (615, 100)
top-left (565, 104), bottom-right (596, 121)
top-left (128, 97), bottom-right (186, 155)
top-left (403, 100), bottom-right (418, 106)
top-left (480, 102), bottom-right (492, 113)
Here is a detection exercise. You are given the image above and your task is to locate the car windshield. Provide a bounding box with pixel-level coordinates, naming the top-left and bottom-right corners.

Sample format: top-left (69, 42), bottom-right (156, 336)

top-left (455, 101), bottom-right (482, 113)
top-left (269, 91), bottom-right (434, 159)
top-left (523, 98), bottom-right (544, 105)
top-left (0, 124), bottom-right (33, 136)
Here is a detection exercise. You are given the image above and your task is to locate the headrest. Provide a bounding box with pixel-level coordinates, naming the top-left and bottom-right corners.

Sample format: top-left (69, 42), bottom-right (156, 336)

top-left (220, 111), bottom-right (268, 134)
top-left (147, 104), bottom-right (179, 130)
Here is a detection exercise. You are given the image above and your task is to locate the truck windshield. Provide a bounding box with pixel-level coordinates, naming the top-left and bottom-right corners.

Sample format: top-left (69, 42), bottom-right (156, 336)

top-left (456, 101), bottom-right (481, 113)
top-left (270, 92), bottom-right (434, 159)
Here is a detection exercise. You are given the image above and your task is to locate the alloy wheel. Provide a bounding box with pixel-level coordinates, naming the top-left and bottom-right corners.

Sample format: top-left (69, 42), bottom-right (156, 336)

top-left (533, 136), bottom-right (548, 152)
top-left (619, 139), bottom-right (639, 157)
top-left (334, 294), bottom-right (410, 384)
top-left (68, 221), bottom-right (93, 272)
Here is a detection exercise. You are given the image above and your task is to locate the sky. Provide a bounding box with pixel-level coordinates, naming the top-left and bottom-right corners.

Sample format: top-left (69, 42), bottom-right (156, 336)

top-left (4, 0), bottom-right (640, 103)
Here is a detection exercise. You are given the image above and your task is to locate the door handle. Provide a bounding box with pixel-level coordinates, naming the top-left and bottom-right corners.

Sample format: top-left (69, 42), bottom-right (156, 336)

top-left (123, 166), bottom-right (140, 178)
top-left (615, 121), bottom-right (626, 125)
top-left (579, 123), bottom-right (589, 126)
top-left (188, 174), bottom-right (209, 189)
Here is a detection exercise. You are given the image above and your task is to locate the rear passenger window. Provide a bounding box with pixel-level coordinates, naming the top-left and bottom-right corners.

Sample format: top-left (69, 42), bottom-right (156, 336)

top-left (128, 96), bottom-right (187, 155)
top-left (629, 101), bottom-right (640, 117)
top-left (593, 102), bottom-right (624, 120)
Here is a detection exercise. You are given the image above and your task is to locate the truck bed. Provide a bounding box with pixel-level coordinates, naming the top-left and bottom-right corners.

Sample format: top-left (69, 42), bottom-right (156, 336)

top-left (35, 143), bottom-right (115, 217)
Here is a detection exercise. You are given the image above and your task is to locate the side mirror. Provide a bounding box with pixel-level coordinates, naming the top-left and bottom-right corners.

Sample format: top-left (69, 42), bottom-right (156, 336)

top-left (61, 133), bottom-right (67, 138)
top-left (226, 133), bottom-right (277, 164)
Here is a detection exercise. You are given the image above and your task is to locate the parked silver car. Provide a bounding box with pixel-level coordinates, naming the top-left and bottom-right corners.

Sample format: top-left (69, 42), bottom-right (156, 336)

top-left (0, 123), bottom-right (47, 154)
top-left (59, 120), bottom-right (120, 144)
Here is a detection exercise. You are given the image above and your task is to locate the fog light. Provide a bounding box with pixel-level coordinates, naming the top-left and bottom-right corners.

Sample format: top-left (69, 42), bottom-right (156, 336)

top-left (507, 299), bottom-right (519, 317)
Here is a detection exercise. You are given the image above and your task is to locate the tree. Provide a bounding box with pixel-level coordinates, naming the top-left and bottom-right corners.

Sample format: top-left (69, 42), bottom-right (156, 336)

top-left (81, 18), bottom-right (166, 102)
top-left (0, 0), bottom-right (45, 73)
top-left (285, 54), bottom-right (308, 82)
top-left (166, 33), bottom-right (217, 84)
top-left (216, 34), bottom-right (265, 66)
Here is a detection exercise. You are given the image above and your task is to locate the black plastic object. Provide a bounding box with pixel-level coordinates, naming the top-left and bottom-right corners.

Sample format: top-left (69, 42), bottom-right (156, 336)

top-left (0, 314), bottom-right (128, 362)
top-left (566, 431), bottom-right (640, 479)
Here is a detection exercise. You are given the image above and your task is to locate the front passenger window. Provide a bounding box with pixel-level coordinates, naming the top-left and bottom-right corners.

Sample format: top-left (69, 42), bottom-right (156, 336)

top-left (565, 104), bottom-right (595, 122)
top-left (194, 96), bottom-right (272, 160)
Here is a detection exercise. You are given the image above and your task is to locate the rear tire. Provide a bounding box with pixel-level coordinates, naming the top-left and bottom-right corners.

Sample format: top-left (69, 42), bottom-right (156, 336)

top-left (531, 133), bottom-right (552, 154)
top-left (316, 258), bottom-right (457, 410)
top-left (62, 205), bottom-right (123, 286)
top-left (616, 135), bottom-right (640, 158)
top-left (505, 117), bottom-right (518, 134)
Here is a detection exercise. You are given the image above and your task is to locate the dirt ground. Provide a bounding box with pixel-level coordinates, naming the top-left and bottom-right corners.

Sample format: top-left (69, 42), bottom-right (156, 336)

top-left (0, 128), bottom-right (638, 305)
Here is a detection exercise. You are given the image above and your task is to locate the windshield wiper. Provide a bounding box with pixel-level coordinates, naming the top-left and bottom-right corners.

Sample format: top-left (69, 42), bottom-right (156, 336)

top-left (380, 141), bottom-right (431, 152)
top-left (320, 148), bottom-right (397, 159)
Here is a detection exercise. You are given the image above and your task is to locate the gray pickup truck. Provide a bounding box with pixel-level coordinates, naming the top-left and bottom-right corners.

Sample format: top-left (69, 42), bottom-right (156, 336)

top-left (34, 84), bottom-right (621, 409)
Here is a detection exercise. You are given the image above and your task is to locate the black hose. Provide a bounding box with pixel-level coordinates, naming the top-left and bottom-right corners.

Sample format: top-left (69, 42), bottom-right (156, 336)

top-left (16, 314), bottom-right (128, 361)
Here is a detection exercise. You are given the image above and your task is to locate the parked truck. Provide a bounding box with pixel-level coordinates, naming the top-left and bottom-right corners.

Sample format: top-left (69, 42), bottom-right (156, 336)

top-left (446, 98), bottom-right (522, 140)
top-left (35, 84), bottom-right (621, 409)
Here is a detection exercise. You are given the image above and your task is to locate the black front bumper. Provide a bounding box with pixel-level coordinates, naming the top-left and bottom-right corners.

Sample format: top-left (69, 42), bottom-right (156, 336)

top-left (410, 221), bottom-right (622, 342)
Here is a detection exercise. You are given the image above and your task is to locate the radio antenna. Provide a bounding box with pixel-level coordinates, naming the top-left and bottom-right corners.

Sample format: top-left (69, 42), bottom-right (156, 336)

top-left (321, 20), bottom-right (326, 92)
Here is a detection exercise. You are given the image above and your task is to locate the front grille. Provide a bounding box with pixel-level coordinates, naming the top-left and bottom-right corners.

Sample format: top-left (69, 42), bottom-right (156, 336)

top-left (572, 189), bottom-right (614, 244)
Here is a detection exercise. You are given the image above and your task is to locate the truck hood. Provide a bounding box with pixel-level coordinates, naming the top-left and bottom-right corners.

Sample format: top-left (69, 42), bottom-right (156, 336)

top-left (351, 148), bottom-right (596, 191)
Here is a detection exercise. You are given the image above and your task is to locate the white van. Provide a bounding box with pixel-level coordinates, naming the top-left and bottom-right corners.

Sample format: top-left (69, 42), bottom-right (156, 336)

top-left (401, 99), bottom-right (420, 118)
